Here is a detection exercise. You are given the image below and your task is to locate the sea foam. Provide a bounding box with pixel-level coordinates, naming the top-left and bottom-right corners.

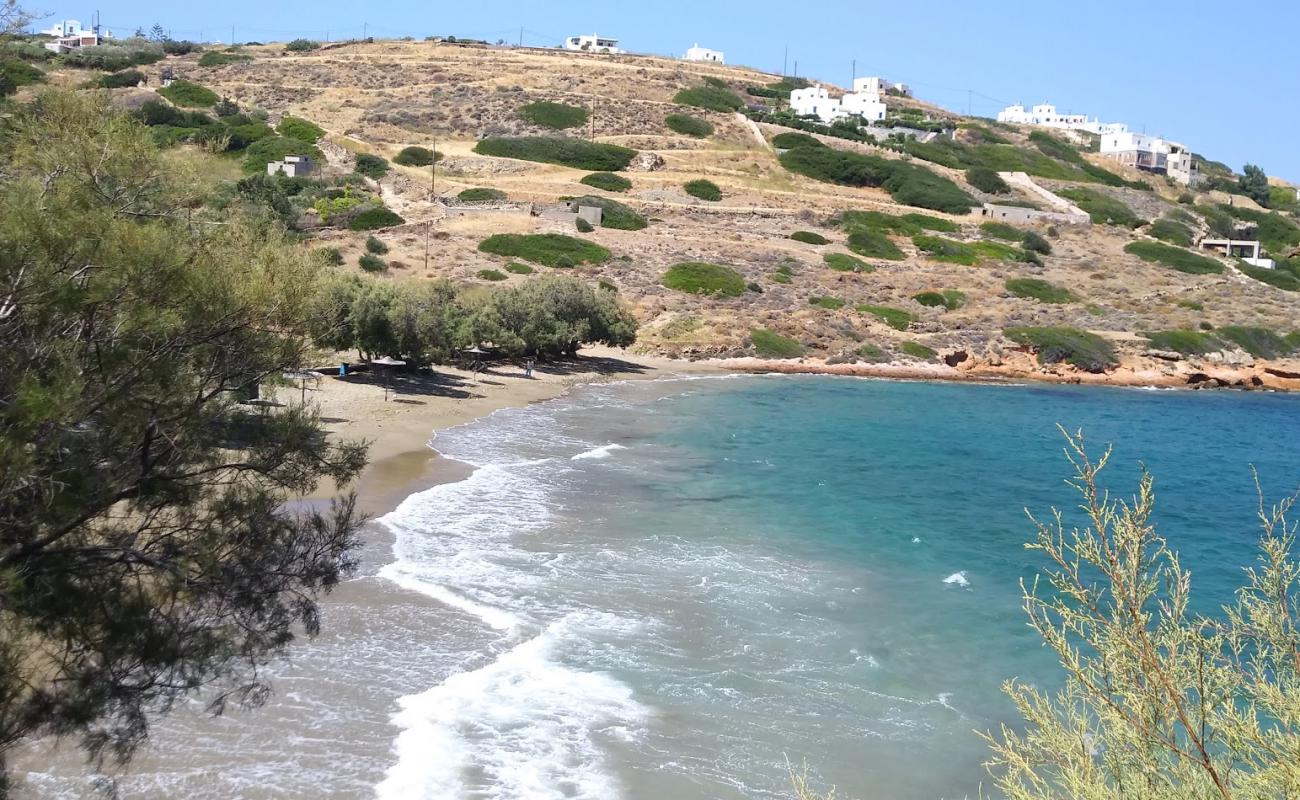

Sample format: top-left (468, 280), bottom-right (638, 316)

top-left (942, 571), bottom-right (970, 587)
top-left (571, 443), bottom-right (627, 461)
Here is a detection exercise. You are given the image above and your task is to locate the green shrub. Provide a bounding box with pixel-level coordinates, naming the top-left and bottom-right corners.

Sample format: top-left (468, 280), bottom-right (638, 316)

top-left (479, 233), bottom-right (611, 267)
top-left (662, 262), bottom-right (746, 296)
top-left (0, 59), bottom-right (42, 89)
top-left (684, 179), bottom-right (722, 201)
top-left (1148, 218), bottom-right (1194, 247)
top-left (1005, 326), bottom-right (1117, 372)
top-left (576, 217), bottom-right (594, 233)
top-left (393, 146), bottom-right (439, 166)
top-left (477, 269), bottom-right (508, 281)
top-left (1021, 230), bottom-right (1052, 255)
top-left (1217, 205), bottom-right (1300, 253)
top-left (59, 41), bottom-right (163, 71)
top-left (198, 50), bottom-right (251, 67)
top-left (913, 235), bottom-right (1023, 265)
top-left (348, 207), bottom-right (405, 230)
top-left (320, 247), bottom-right (344, 266)
top-left (1057, 187), bottom-right (1145, 228)
top-left (823, 252), bottom-right (873, 272)
top-left (364, 235), bottom-right (389, 255)
top-left (1238, 263), bottom-right (1300, 291)
top-left (750, 328), bottom-right (805, 358)
top-left (966, 166), bottom-right (1010, 194)
top-left (277, 116), bottom-right (324, 143)
top-left (568, 196), bottom-right (647, 230)
top-left (358, 253), bottom-right (386, 272)
top-left (858, 304), bottom-right (913, 331)
top-left (772, 131), bottom-right (824, 150)
top-left (846, 229), bottom-right (904, 260)
top-left (980, 221), bottom-right (1022, 241)
top-left (856, 343), bottom-right (888, 361)
top-left (809, 296), bottom-right (845, 310)
top-left (458, 187), bottom-right (507, 202)
top-left (664, 113), bottom-right (713, 137)
top-left (242, 135), bottom-right (323, 173)
top-left (504, 262), bottom-right (534, 275)
top-left (1006, 278), bottom-right (1075, 304)
top-left (354, 153), bottom-right (389, 179)
top-left (1141, 330), bottom-right (1221, 355)
top-left (1215, 326), bottom-right (1290, 358)
top-left (157, 79), bottom-right (218, 107)
top-left (913, 289), bottom-right (966, 310)
top-left (474, 136), bottom-right (636, 171)
top-left (840, 210), bottom-right (957, 235)
top-left (285, 39), bottom-right (320, 52)
top-left (770, 262), bottom-right (794, 284)
top-left (790, 231), bottom-right (829, 245)
top-left (779, 146), bottom-right (975, 214)
top-left (519, 100), bottom-right (589, 130)
top-left (1177, 299), bottom-right (1204, 311)
top-left (901, 341), bottom-right (937, 360)
top-left (580, 172), bottom-right (632, 192)
top-left (673, 85), bottom-right (743, 112)
top-left (93, 69), bottom-right (143, 88)
top-left (1124, 241), bottom-right (1223, 274)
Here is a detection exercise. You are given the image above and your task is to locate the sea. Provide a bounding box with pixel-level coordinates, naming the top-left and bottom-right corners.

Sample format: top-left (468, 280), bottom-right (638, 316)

top-left (15, 375), bottom-right (1300, 799)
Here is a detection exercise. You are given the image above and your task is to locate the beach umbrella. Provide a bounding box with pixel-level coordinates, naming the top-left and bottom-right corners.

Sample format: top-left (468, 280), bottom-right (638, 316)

top-left (282, 369), bottom-right (320, 405)
top-left (372, 356), bottom-right (406, 401)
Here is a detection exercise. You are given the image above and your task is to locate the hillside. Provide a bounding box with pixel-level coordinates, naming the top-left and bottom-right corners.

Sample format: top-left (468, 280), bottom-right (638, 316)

top-left (29, 37), bottom-right (1300, 389)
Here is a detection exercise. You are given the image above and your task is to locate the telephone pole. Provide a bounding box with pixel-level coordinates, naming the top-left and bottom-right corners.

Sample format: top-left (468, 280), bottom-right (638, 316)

top-left (518, 26), bottom-right (523, 46)
top-left (782, 46), bottom-right (787, 77)
top-left (851, 59), bottom-right (856, 87)
top-left (363, 21), bottom-right (368, 39)
top-left (231, 24), bottom-right (235, 44)
top-left (429, 136), bottom-right (437, 198)
top-left (589, 98), bottom-right (595, 141)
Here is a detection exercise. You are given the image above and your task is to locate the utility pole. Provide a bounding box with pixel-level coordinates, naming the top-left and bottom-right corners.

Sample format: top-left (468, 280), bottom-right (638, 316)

top-left (851, 59), bottom-right (856, 87)
top-left (589, 98), bottom-right (595, 141)
top-left (363, 21), bottom-right (368, 39)
top-left (782, 46), bottom-right (787, 77)
top-left (519, 26), bottom-right (523, 47)
top-left (968, 89), bottom-right (972, 116)
top-left (430, 136), bottom-right (437, 198)
top-left (424, 220), bottom-right (430, 271)
top-left (231, 24), bottom-right (235, 45)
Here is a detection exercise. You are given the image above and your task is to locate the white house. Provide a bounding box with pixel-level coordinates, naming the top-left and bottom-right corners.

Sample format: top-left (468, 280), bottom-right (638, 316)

top-left (40, 19), bottom-right (86, 37)
top-left (267, 155), bottom-right (316, 178)
top-left (852, 76), bottom-right (910, 97)
top-left (563, 34), bottom-right (622, 54)
top-left (684, 43), bottom-right (724, 63)
top-left (1099, 131), bottom-right (1201, 186)
top-left (41, 19), bottom-right (103, 53)
top-left (791, 84), bottom-right (886, 124)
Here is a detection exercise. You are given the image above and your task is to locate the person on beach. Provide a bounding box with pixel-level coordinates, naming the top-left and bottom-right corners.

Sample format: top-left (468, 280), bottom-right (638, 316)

top-left (525, 358), bottom-right (534, 378)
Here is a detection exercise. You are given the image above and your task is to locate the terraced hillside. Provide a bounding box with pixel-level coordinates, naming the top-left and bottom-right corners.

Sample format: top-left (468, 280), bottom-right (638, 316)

top-left (56, 38), bottom-right (1300, 387)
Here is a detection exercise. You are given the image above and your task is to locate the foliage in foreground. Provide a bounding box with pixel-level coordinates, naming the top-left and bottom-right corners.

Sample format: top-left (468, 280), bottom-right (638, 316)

top-left (986, 432), bottom-right (1300, 799)
top-left (474, 136), bottom-right (636, 171)
top-left (1005, 326), bottom-right (1117, 372)
top-left (0, 92), bottom-right (367, 782)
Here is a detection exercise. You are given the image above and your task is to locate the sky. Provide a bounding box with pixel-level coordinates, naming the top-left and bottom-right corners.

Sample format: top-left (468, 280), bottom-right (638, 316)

top-left (33, 0), bottom-right (1300, 182)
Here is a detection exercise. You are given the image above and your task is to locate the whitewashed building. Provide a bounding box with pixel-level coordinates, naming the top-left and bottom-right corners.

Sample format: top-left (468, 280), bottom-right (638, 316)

top-left (791, 84), bottom-right (887, 124)
top-left (40, 19), bottom-right (86, 37)
top-left (996, 102), bottom-right (1130, 135)
top-left (852, 76), bottom-right (910, 97)
top-left (563, 34), bottom-right (622, 54)
top-left (41, 19), bottom-right (103, 53)
top-left (684, 43), bottom-right (724, 63)
top-left (1100, 131), bottom-right (1201, 186)
top-left (267, 155), bottom-right (316, 178)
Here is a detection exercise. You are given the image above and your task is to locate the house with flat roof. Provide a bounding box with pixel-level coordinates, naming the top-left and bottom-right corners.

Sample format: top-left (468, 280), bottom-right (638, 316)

top-left (852, 76), bottom-right (910, 97)
top-left (791, 84), bottom-right (886, 124)
top-left (1100, 132), bottom-right (1201, 186)
top-left (267, 155), bottom-right (316, 178)
top-left (684, 43), bottom-right (724, 63)
top-left (563, 34), bottom-right (622, 54)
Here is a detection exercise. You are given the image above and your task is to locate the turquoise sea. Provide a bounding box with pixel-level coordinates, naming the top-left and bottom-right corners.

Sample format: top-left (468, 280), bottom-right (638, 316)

top-left (16, 375), bottom-right (1300, 799)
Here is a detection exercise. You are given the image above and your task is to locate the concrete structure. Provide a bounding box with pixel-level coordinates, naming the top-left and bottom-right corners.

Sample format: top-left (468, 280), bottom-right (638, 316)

top-left (978, 203), bottom-right (1091, 227)
top-left (538, 201), bottom-right (604, 227)
top-left (1100, 132), bottom-right (1201, 186)
top-left (1200, 239), bottom-right (1274, 269)
top-left (266, 155), bottom-right (316, 178)
top-left (995, 103), bottom-right (1130, 136)
top-left (852, 76), bottom-right (910, 97)
top-left (997, 171), bottom-right (1091, 220)
top-left (683, 43), bottom-right (724, 63)
top-left (563, 34), bottom-right (622, 54)
top-left (790, 84), bottom-right (886, 124)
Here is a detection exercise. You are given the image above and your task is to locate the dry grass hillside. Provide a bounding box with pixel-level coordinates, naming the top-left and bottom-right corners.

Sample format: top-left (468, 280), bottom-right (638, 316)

top-left (111, 39), bottom-right (1300, 387)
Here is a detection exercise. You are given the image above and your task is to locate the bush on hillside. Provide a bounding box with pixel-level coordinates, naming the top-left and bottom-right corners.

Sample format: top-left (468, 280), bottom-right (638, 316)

top-left (1021, 230), bottom-right (1052, 255)
top-left (458, 187), bottom-right (507, 202)
top-left (478, 233), bottom-right (611, 267)
top-left (846, 229), bottom-right (904, 260)
top-left (1, 59), bottom-right (44, 89)
top-left (1124, 241), bottom-right (1224, 274)
top-left (518, 100), bottom-right (589, 130)
top-left (966, 166), bottom-right (1010, 194)
top-left (157, 79), bottom-right (218, 107)
top-left (348, 207), bottom-right (405, 230)
top-left (198, 50), bottom-right (251, 67)
top-left (277, 115), bottom-right (324, 143)
top-left (569, 196), bottom-right (647, 230)
top-left (1005, 326), bottom-right (1117, 372)
top-left (393, 146), bottom-right (439, 166)
top-left (913, 289), bottom-right (966, 310)
top-left (665, 113), bottom-right (713, 138)
top-left (980, 221), bottom-right (1022, 241)
top-left (1215, 326), bottom-right (1291, 358)
top-left (1057, 187), bottom-right (1145, 228)
top-left (504, 262), bottom-right (534, 275)
top-left (858, 304), bottom-right (913, 331)
top-left (823, 253), bottom-right (874, 272)
top-left (750, 329), bottom-right (804, 358)
top-left (780, 146), bottom-right (976, 214)
top-left (358, 253), bottom-right (386, 272)
top-left (1006, 278), bottom-right (1075, 304)
top-left (354, 153), bottom-right (389, 179)
top-left (790, 231), bottom-right (829, 245)
top-left (661, 262), bottom-right (746, 297)
top-left (901, 341), bottom-right (937, 360)
top-left (477, 269), bottom-right (508, 281)
top-left (684, 179), bottom-right (722, 201)
top-left (59, 40), bottom-right (162, 71)
top-left (839, 210), bottom-right (958, 235)
top-left (913, 235), bottom-right (1023, 265)
top-left (1148, 218), bottom-right (1194, 247)
top-left (474, 136), bottom-right (636, 171)
top-left (809, 296), bottom-right (846, 310)
top-left (93, 69), bottom-right (144, 88)
top-left (673, 85), bottom-right (743, 112)
top-left (1141, 330), bottom-right (1222, 355)
top-left (580, 172), bottom-right (632, 192)
top-left (365, 235), bottom-right (389, 255)
top-left (772, 131), bottom-right (824, 150)
top-left (242, 135), bottom-right (323, 173)
top-left (576, 217), bottom-right (594, 233)
top-left (285, 39), bottom-right (320, 52)
top-left (1238, 263), bottom-right (1300, 291)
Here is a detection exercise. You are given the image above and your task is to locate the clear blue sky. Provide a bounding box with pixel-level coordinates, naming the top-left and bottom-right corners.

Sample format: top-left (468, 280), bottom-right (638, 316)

top-left (38, 0), bottom-right (1300, 181)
